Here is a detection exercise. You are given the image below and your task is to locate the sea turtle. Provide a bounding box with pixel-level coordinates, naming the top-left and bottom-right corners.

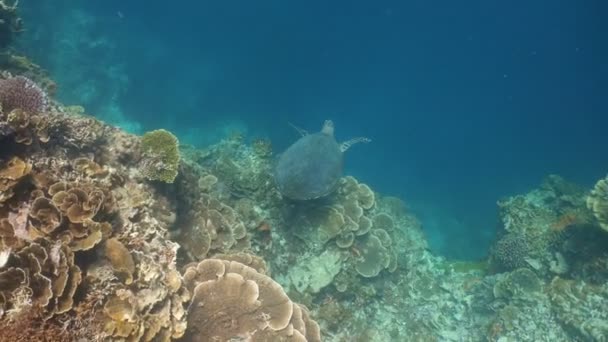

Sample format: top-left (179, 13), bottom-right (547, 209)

top-left (274, 120), bottom-right (370, 200)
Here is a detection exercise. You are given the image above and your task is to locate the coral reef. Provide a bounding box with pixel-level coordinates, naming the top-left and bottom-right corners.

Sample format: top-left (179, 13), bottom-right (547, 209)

top-left (1, 27), bottom-right (607, 341)
top-left (0, 78), bottom-right (189, 340)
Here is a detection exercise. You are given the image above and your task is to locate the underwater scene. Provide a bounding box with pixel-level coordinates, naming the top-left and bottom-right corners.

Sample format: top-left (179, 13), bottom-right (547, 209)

top-left (0, 1), bottom-right (607, 341)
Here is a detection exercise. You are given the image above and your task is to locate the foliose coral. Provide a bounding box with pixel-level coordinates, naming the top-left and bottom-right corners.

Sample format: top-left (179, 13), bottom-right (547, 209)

top-left (179, 192), bottom-right (250, 260)
top-left (183, 258), bottom-right (320, 341)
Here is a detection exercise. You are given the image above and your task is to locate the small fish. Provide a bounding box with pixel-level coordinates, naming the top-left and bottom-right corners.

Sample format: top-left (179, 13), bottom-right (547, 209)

top-left (117, 11), bottom-right (124, 19)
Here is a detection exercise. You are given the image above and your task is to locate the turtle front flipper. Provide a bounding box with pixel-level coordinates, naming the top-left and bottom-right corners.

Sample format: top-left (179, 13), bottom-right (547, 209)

top-left (288, 122), bottom-right (309, 137)
top-left (340, 137), bottom-right (371, 152)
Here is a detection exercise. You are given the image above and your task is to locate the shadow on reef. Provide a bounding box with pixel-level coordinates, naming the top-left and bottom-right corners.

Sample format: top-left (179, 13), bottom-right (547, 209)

top-left (1, 5), bottom-right (608, 341)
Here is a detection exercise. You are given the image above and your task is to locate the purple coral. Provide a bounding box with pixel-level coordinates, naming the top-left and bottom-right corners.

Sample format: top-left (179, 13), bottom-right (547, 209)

top-left (0, 76), bottom-right (48, 114)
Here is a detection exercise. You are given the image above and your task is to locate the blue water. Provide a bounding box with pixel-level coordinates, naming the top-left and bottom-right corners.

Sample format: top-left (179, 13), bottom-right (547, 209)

top-left (20, 1), bottom-right (608, 259)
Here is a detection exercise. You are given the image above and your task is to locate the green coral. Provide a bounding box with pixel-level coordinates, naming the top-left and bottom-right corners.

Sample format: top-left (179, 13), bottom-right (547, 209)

top-left (140, 129), bottom-right (180, 183)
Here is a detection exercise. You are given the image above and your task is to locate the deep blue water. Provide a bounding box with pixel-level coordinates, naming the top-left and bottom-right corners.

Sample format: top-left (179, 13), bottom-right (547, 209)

top-left (20, 1), bottom-right (608, 259)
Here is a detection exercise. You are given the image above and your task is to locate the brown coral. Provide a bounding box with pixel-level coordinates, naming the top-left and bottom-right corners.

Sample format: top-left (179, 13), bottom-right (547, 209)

top-left (51, 187), bottom-right (104, 223)
top-left (100, 239), bottom-right (189, 342)
top-left (0, 156), bottom-right (31, 203)
top-left (73, 157), bottom-right (109, 178)
top-left (1, 108), bottom-right (50, 145)
top-left (180, 193), bottom-right (250, 260)
top-left (183, 259), bottom-right (320, 341)
top-left (29, 197), bottom-right (62, 234)
top-left (0, 238), bottom-right (82, 320)
top-left (104, 238), bottom-right (135, 284)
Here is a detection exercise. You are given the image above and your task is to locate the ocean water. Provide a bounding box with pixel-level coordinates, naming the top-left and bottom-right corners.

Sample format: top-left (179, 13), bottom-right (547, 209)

top-left (19, 0), bottom-right (607, 260)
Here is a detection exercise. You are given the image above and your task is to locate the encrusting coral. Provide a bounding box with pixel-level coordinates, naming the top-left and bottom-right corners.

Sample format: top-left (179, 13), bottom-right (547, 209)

top-left (2, 17), bottom-right (608, 341)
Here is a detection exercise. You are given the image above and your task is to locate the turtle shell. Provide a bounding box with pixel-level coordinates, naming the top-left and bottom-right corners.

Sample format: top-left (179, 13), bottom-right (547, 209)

top-left (274, 132), bottom-right (343, 200)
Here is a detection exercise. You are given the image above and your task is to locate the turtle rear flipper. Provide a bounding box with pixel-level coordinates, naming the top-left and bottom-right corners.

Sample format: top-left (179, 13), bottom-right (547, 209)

top-left (340, 137), bottom-right (371, 152)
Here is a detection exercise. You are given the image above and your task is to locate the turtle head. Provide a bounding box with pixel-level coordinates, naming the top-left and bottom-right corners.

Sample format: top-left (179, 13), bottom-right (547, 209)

top-left (321, 120), bottom-right (335, 136)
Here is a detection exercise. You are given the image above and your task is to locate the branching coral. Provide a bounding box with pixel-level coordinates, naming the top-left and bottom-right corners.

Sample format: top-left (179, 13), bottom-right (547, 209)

top-left (0, 75), bottom-right (48, 114)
